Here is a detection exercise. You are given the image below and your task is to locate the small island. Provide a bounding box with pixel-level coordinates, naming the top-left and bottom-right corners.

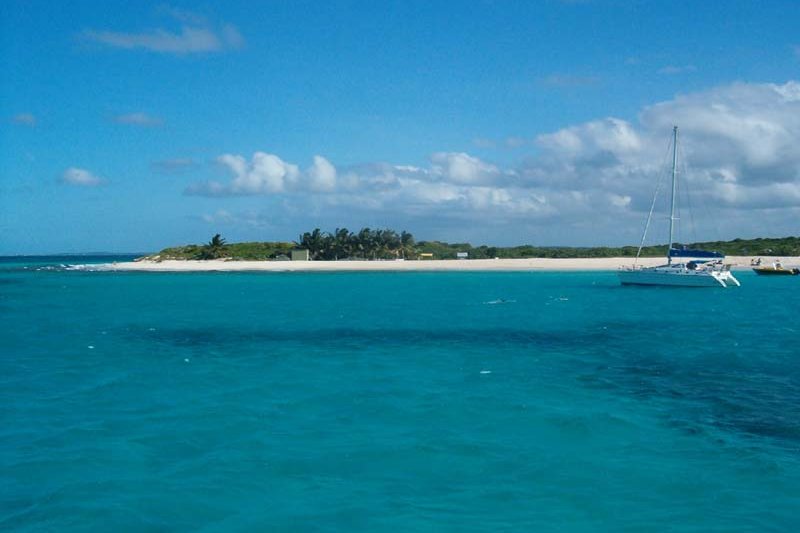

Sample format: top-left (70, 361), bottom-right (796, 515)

top-left (99, 229), bottom-right (800, 273)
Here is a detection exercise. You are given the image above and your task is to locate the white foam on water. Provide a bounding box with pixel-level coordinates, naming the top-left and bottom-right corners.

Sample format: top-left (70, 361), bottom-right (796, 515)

top-left (66, 263), bottom-right (116, 272)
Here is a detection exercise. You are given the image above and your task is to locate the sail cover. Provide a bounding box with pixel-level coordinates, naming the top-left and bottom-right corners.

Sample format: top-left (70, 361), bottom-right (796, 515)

top-left (669, 248), bottom-right (724, 259)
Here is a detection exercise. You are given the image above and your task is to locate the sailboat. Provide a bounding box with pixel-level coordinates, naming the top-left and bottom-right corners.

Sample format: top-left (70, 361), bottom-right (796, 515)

top-left (617, 126), bottom-right (740, 288)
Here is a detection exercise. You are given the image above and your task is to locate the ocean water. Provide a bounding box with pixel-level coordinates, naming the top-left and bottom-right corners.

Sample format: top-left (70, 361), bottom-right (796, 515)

top-left (1, 258), bottom-right (799, 532)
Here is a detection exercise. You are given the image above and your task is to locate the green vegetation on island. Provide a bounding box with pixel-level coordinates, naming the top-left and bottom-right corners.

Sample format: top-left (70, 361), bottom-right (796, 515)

top-left (144, 230), bottom-right (800, 261)
top-left (149, 238), bottom-right (296, 261)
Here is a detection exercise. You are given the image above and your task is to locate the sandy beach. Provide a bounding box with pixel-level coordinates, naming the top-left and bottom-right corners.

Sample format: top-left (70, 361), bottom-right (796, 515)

top-left (98, 256), bottom-right (796, 273)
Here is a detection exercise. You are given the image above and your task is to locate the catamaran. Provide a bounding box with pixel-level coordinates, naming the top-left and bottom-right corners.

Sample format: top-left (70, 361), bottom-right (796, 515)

top-left (617, 126), bottom-right (740, 288)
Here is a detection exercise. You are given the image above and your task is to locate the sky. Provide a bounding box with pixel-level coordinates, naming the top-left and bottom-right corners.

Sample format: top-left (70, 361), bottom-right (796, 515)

top-left (1, 0), bottom-right (800, 254)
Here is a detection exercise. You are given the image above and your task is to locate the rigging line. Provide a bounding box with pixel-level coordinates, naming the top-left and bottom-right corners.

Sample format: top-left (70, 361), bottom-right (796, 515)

top-left (635, 134), bottom-right (673, 266)
top-left (674, 136), bottom-right (681, 247)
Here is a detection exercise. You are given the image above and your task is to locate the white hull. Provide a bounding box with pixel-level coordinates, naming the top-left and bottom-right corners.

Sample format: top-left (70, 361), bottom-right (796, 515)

top-left (617, 266), bottom-right (740, 288)
top-left (618, 127), bottom-right (742, 289)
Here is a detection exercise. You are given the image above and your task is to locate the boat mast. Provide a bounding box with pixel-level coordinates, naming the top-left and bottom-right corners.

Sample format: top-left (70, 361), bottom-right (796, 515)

top-left (667, 126), bottom-right (678, 265)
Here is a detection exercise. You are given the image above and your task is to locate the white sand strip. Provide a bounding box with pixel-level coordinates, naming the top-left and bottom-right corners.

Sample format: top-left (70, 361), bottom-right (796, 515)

top-left (96, 256), bottom-right (797, 272)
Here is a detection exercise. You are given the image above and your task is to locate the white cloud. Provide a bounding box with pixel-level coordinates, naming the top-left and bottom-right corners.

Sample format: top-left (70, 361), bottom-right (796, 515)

top-left (82, 9), bottom-right (243, 54)
top-left (711, 181), bottom-right (800, 209)
top-left (184, 80), bottom-right (800, 243)
top-left (430, 152), bottom-right (500, 184)
top-left (537, 117), bottom-right (642, 157)
top-left (61, 167), bottom-right (103, 187)
top-left (216, 152), bottom-right (300, 194)
top-left (639, 82), bottom-right (800, 175)
top-left (610, 194), bottom-right (632, 208)
top-left (185, 150), bottom-right (545, 217)
top-left (524, 80), bottom-right (800, 220)
top-left (307, 156), bottom-right (337, 192)
top-left (184, 152), bottom-right (304, 196)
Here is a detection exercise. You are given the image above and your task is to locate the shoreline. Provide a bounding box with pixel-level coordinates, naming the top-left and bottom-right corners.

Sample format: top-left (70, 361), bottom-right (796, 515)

top-left (91, 256), bottom-right (795, 273)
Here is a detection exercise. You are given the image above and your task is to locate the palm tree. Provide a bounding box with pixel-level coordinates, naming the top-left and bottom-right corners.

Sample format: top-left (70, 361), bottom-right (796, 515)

top-left (333, 228), bottom-right (353, 260)
top-left (200, 233), bottom-right (227, 259)
top-left (365, 229), bottom-right (398, 259)
top-left (320, 231), bottom-right (335, 260)
top-left (295, 226), bottom-right (416, 261)
top-left (400, 230), bottom-right (416, 259)
top-left (382, 229), bottom-right (401, 258)
top-left (297, 228), bottom-right (325, 260)
top-left (356, 227), bottom-right (374, 259)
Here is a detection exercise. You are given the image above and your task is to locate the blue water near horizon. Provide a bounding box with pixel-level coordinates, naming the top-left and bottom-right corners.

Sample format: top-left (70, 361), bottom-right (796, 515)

top-left (2, 257), bottom-right (799, 531)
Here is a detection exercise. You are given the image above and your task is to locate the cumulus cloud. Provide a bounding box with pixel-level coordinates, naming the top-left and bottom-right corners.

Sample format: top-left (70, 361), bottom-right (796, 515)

top-left (521, 80), bottom-right (800, 232)
top-left (184, 80), bottom-right (800, 243)
top-left (187, 151), bottom-right (507, 196)
top-left (61, 167), bottom-right (103, 187)
top-left (430, 152), bottom-right (501, 184)
top-left (187, 154), bottom-right (368, 197)
top-left (186, 150), bottom-right (548, 219)
top-left (115, 112), bottom-right (162, 126)
top-left (537, 117), bottom-right (642, 159)
top-left (226, 152), bottom-right (300, 194)
top-left (82, 8), bottom-right (243, 54)
top-left (307, 156), bottom-right (337, 192)
top-left (639, 82), bottom-right (800, 178)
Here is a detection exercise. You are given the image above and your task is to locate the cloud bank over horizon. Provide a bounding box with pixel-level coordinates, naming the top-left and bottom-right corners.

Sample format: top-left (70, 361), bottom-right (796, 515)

top-left (181, 80), bottom-right (800, 244)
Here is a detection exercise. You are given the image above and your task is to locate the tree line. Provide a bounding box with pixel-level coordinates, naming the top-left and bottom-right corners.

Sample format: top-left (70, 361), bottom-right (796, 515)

top-left (297, 228), bottom-right (416, 260)
top-left (150, 233), bottom-right (800, 261)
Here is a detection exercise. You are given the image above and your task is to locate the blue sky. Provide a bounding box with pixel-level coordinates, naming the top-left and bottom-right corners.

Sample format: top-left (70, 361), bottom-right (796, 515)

top-left (2, 0), bottom-right (800, 253)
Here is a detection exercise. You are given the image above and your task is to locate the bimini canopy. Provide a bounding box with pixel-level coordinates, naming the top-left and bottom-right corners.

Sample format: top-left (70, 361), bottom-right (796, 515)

top-left (669, 248), bottom-right (724, 259)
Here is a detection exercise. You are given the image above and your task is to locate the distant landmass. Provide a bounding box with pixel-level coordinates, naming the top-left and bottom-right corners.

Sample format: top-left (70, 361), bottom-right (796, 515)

top-left (143, 229), bottom-right (800, 261)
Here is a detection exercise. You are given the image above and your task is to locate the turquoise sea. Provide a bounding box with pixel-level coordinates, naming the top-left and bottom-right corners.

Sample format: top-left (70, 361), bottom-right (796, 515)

top-left (2, 256), bottom-right (799, 532)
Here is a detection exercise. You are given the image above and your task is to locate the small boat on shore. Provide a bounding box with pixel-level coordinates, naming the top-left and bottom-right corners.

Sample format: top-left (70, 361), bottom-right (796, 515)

top-left (752, 260), bottom-right (799, 276)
